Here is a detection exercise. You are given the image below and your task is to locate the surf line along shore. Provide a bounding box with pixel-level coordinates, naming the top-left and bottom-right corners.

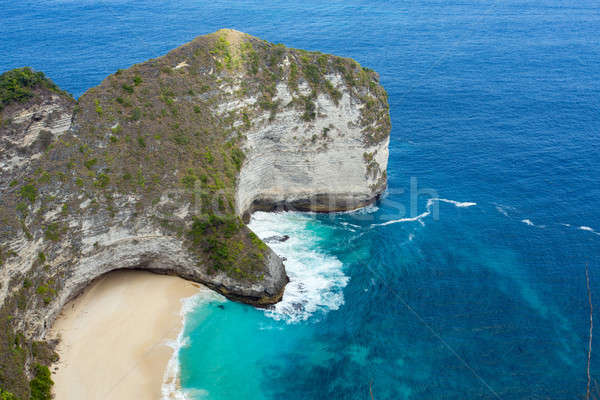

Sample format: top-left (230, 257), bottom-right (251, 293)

top-left (49, 270), bottom-right (210, 400)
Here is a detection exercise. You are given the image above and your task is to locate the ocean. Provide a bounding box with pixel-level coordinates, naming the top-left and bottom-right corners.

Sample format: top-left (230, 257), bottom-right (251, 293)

top-left (2, 0), bottom-right (599, 398)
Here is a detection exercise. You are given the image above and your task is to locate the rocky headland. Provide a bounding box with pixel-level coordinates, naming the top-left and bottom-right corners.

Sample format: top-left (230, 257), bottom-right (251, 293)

top-left (0, 29), bottom-right (389, 399)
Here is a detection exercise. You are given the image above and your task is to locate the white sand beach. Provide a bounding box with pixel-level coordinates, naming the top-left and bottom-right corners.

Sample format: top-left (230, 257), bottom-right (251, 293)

top-left (50, 270), bottom-right (204, 400)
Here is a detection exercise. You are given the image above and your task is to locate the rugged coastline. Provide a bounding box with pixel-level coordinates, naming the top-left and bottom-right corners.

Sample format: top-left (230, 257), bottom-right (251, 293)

top-left (0, 29), bottom-right (390, 399)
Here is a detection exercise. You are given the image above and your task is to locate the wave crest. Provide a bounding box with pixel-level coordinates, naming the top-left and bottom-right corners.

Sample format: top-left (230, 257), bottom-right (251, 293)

top-left (249, 212), bottom-right (349, 323)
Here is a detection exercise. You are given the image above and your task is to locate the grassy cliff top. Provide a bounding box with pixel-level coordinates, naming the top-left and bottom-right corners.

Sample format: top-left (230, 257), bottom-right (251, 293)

top-left (0, 29), bottom-right (390, 399)
top-left (1, 28), bottom-right (389, 282)
top-left (0, 67), bottom-right (72, 111)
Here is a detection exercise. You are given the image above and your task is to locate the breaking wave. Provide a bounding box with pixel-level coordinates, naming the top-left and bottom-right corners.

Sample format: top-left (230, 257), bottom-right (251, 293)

top-left (248, 211), bottom-right (349, 323)
top-left (161, 290), bottom-right (225, 400)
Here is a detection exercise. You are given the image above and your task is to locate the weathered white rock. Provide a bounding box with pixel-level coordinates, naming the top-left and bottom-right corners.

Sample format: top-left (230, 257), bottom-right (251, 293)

top-left (0, 32), bottom-right (390, 345)
top-left (0, 91), bottom-right (73, 171)
top-left (236, 80), bottom-right (388, 216)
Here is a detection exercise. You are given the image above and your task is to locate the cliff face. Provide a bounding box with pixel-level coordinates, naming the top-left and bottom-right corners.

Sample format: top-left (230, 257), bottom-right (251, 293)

top-left (237, 77), bottom-right (389, 216)
top-left (0, 87), bottom-right (74, 173)
top-left (0, 29), bottom-right (389, 398)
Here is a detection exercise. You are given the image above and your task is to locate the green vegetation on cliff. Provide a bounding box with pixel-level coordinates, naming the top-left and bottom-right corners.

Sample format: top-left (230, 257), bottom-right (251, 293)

top-left (0, 292), bottom-right (56, 400)
top-left (0, 67), bottom-right (71, 111)
top-left (28, 365), bottom-right (53, 400)
top-left (0, 29), bottom-right (390, 398)
top-left (1, 29), bottom-right (388, 283)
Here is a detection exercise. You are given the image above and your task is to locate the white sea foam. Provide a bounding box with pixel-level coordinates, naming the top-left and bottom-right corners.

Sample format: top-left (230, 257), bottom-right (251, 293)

top-left (495, 205), bottom-right (510, 217)
top-left (520, 219), bottom-right (547, 228)
top-left (431, 198), bottom-right (477, 208)
top-left (339, 221), bottom-right (359, 232)
top-left (161, 290), bottom-right (225, 400)
top-left (579, 226), bottom-right (600, 235)
top-left (496, 206), bottom-right (509, 217)
top-left (350, 204), bottom-right (380, 214)
top-left (331, 203), bottom-right (380, 216)
top-left (374, 210), bottom-right (431, 226)
top-left (249, 211), bottom-right (349, 323)
top-left (371, 197), bottom-right (476, 227)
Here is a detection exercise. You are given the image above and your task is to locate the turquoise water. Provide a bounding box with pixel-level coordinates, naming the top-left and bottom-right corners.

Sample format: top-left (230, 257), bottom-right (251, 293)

top-left (3, 0), bottom-right (600, 398)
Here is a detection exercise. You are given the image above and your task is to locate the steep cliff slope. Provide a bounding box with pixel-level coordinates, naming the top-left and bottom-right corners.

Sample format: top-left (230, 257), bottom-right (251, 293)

top-left (0, 29), bottom-right (390, 398)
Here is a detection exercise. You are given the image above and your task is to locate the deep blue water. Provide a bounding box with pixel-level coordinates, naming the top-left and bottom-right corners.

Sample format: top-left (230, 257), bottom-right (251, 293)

top-left (3, 1), bottom-right (600, 398)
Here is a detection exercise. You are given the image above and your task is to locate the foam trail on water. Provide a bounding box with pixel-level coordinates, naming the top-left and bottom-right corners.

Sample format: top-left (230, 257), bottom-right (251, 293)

top-left (495, 204), bottom-right (511, 217)
top-left (374, 211), bottom-right (431, 227)
top-left (371, 197), bottom-right (476, 227)
top-left (249, 211), bottom-right (349, 323)
top-left (329, 203), bottom-right (380, 216)
top-left (579, 226), bottom-right (600, 236)
top-left (520, 219), bottom-right (547, 228)
top-left (350, 204), bottom-right (380, 214)
top-left (341, 221), bottom-right (361, 228)
top-left (432, 198), bottom-right (477, 208)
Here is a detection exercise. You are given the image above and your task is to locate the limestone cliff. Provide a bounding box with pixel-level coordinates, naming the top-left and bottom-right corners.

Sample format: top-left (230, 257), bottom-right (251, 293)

top-left (237, 75), bottom-right (389, 217)
top-left (0, 29), bottom-right (389, 398)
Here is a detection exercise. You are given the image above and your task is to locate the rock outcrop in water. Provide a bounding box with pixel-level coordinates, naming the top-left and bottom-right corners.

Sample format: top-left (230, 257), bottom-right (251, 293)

top-left (0, 29), bottom-right (389, 398)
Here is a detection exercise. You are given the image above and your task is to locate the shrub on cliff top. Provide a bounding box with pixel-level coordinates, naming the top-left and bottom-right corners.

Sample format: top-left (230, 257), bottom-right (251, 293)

top-left (0, 67), bottom-right (68, 111)
top-left (0, 389), bottom-right (19, 400)
top-left (18, 185), bottom-right (37, 204)
top-left (29, 364), bottom-right (53, 400)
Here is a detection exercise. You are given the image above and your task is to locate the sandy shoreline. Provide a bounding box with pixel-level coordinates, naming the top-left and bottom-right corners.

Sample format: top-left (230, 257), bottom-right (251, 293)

top-left (50, 270), bottom-right (204, 400)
